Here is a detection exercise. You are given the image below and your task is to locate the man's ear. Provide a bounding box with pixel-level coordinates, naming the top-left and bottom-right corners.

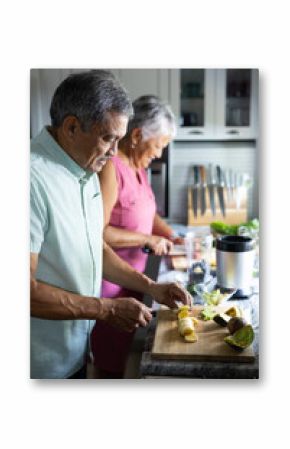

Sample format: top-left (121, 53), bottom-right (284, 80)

top-left (62, 116), bottom-right (81, 140)
top-left (131, 128), bottom-right (142, 147)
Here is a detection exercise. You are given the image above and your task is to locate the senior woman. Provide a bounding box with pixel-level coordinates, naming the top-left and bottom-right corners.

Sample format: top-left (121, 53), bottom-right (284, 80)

top-left (91, 95), bottom-right (181, 378)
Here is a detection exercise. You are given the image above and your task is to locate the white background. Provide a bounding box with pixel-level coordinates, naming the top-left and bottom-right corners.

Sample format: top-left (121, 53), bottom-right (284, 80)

top-left (1, 0), bottom-right (288, 448)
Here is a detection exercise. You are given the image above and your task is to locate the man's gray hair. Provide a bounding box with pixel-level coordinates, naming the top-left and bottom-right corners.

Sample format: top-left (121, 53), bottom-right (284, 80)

top-left (50, 70), bottom-right (133, 130)
top-left (127, 95), bottom-right (176, 140)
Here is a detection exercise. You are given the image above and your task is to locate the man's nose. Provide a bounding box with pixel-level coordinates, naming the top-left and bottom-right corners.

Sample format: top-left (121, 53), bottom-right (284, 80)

top-left (108, 141), bottom-right (118, 157)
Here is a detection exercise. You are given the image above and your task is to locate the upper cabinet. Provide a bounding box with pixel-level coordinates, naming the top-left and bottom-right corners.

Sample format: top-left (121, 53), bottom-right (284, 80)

top-left (170, 68), bottom-right (258, 140)
top-left (117, 69), bottom-right (169, 104)
top-left (30, 68), bottom-right (258, 141)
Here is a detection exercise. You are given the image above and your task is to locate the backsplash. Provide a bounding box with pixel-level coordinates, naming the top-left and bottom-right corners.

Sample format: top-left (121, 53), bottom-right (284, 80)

top-left (168, 140), bottom-right (258, 223)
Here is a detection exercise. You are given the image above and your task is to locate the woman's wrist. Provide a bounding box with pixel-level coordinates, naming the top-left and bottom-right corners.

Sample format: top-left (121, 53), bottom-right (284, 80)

top-left (143, 234), bottom-right (152, 247)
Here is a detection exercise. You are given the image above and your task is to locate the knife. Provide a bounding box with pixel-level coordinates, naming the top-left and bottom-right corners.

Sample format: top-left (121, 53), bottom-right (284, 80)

top-left (223, 169), bottom-right (230, 206)
top-left (207, 164), bottom-right (216, 216)
top-left (192, 165), bottom-right (200, 218)
top-left (216, 165), bottom-right (226, 217)
top-left (199, 165), bottom-right (207, 215)
top-left (235, 172), bottom-right (242, 209)
top-left (229, 168), bottom-right (235, 203)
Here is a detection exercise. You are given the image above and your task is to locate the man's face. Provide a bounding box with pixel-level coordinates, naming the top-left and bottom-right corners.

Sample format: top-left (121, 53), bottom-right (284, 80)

top-left (71, 112), bottom-right (128, 173)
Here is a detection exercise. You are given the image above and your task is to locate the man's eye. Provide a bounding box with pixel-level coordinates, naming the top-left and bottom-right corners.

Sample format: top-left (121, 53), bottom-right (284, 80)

top-left (103, 136), bottom-right (115, 143)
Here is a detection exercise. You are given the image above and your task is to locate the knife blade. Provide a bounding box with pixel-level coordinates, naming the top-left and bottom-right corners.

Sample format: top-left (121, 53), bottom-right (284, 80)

top-left (207, 164), bottom-right (216, 216)
top-left (229, 168), bottom-right (235, 203)
top-left (235, 172), bottom-right (242, 209)
top-left (216, 165), bottom-right (226, 217)
top-left (199, 165), bottom-right (207, 215)
top-left (224, 169), bottom-right (231, 206)
top-left (192, 165), bottom-right (200, 218)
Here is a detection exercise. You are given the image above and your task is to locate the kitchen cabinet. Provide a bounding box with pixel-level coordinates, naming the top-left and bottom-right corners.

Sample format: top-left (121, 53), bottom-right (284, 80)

top-left (215, 69), bottom-right (258, 139)
top-left (30, 69), bottom-right (170, 137)
top-left (117, 69), bottom-right (169, 103)
top-left (169, 69), bottom-right (258, 140)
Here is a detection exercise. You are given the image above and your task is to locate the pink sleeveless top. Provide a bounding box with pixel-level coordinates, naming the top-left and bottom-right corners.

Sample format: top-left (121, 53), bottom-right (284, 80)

top-left (101, 155), bottom-right (156, 298)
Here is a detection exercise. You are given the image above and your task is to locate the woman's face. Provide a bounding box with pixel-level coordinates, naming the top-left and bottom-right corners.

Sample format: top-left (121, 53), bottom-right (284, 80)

top-left (134, 135), bottom-right (171, 169)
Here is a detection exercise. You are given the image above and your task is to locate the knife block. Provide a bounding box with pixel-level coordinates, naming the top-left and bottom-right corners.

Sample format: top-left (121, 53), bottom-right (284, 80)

top-left (187, 186), bottom-right (247, 226)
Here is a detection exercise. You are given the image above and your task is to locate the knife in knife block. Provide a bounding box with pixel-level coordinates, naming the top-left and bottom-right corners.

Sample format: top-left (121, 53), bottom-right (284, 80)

top-left (187, 185), bottom-right (247, 226)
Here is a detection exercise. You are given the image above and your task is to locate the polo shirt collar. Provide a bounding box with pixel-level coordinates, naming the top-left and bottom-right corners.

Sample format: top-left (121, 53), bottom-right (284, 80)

top-left (41, 127), bottom-right (94, 181)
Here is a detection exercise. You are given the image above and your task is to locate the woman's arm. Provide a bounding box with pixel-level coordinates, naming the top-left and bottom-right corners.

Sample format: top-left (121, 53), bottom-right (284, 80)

top-left (152, 213), bottom-right (184, 245)
top-left (152, 213), bottom-right (174, 239)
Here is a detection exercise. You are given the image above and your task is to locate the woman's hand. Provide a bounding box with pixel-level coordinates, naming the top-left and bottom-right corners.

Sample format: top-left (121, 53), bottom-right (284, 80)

top-left (149, 282), bottom-right (192, 309)
top-left (170, 236), bottom-right (184, 245)
top-left (145, 235), bottom-right (173, 256)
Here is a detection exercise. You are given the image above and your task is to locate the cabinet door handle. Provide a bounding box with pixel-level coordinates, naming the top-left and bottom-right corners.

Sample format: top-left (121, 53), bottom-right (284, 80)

top-left (226, 129), bottom-right (240, 135)
top-left (188, 130), bottom-right (203, 135)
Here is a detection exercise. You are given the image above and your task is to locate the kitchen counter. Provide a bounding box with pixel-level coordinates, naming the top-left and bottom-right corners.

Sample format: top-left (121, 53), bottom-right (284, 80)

top-left (137, 256), bottom-right (259, 379)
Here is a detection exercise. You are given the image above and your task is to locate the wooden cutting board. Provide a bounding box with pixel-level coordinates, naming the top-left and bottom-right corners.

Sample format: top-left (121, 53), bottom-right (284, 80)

top-left (152, 306), bottom-right (255, 363)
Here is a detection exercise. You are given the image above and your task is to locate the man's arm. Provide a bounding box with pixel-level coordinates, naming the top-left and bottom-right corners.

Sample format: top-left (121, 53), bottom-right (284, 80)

top-left (30, 253), bottom-right (102, 320)
top-left (102, 242), bottom-right (192, 308)
top-left (102, 242), bottom-right (154, 294)
top-left (30, 253), bottom-right (151, 331)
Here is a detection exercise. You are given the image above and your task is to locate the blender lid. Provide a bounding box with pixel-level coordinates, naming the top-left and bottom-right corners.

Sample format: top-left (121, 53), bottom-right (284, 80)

top-left (216, 235), bottom-right (255, 252)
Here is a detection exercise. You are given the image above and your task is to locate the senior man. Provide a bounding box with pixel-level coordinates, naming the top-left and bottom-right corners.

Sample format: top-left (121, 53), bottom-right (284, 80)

top-left (30, 70), bottom-right (191, 379)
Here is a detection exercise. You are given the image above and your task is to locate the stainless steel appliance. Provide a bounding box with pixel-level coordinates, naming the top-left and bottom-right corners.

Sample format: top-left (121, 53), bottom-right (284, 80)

top-left (216, 235), bottom-right (255, 298)
top-left (147, 146), bottom-right (169, 217)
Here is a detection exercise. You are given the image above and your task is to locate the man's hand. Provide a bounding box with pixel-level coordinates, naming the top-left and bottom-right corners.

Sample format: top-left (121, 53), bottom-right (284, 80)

top-left (149, 282), bottom-right (192, 309)
top-left (145, 235), bottom-right (173, 256)
top-left (98, 297), bottom-right (152, 332)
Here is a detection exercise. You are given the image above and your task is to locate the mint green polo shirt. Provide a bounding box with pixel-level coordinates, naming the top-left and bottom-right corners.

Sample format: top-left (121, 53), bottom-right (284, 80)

top-left (30, 127), bottom-right (103, 379)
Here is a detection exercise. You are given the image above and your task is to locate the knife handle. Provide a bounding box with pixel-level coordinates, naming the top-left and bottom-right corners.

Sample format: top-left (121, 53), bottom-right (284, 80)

top-left (216, 165), bottom-right (224, 186)
top-left (193, 165), bottom-right (200, 185)
top-left (199, 165), bottom-right (206, 185)
top-left (142, 245), bottom-right (153, 254)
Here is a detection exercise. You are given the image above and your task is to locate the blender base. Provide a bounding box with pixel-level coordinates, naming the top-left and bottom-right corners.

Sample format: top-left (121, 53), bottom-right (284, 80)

top-left (216, 284), bottom-right (252, 299)
top-left (231, 288), bottom-right (252, 299)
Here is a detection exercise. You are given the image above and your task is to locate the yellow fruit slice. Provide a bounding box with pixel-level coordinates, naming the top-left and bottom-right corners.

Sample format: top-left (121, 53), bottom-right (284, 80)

top-left (178, 309), bottom-right (189, 319)
top-left (177, 305), bottom-right (190, 320)
top-left (225, 306), bottom-right (240, 318)
top-left (184, 331), bottom-right (198, 342)
top-left (178, 317), bottom-right (194, 336)
top-left (191, 317), bottom-right (199, 326)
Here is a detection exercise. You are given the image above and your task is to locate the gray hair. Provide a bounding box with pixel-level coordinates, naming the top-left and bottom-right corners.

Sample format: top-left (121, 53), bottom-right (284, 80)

top-left (127, 95), bottom-right (176, 140)
top-left (50, 70), bottom-right (133, 130)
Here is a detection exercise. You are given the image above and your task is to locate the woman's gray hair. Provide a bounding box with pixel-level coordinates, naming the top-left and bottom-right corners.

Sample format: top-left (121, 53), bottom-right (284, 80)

top-left (127, 95), bottom-right (176, 140)
top-left (50, 70), bottom-right (133, 130)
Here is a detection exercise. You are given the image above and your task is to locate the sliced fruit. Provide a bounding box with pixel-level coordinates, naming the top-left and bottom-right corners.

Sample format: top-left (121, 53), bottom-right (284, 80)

top-left (178, 317), bottom-right (194, 336)
top-left (227, 317), bottom-right (247, 334)
top-left (224, 325), bottom-right (254, 350)
top-left (178, 309), bottom-right (189, 319)
top-left (213, 313), bottom-right (231, 327)
top-left (177, 305), bottom-right (191, 319)
top-left (200, 305), bottom-right (217, 321)
top-left (184, 331), bottom-right (198, 342)
top-left (191, 317), bottom-right (199, 326)
top-left (225, 306), bottom-right (240, 318)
